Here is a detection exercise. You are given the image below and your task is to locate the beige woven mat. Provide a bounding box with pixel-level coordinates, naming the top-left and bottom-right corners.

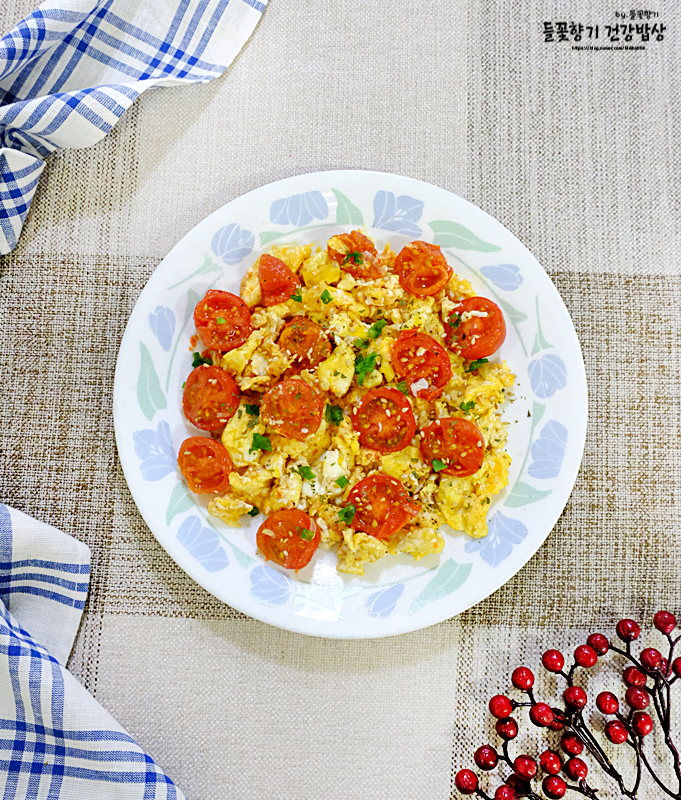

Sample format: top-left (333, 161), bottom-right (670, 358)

top-left (0, 0), bottom-right (678, 798)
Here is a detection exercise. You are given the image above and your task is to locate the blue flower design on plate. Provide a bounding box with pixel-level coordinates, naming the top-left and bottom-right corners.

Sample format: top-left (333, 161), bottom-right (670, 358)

top-left (269, 191), bottom-right (328, 226)
top-left (211, 224), bottom-right (255, 265)
top-left (528, 421), bottom-right (568, 479)
top-left (249, 565), bottom-right (291, 607)
top-left (365, 584), bottom-right (404, 619)
top-left (528, 354), bottom-right (567, 398)
top-left (177, 517), bottom-right (229, 572)
top-left (465, 512), bottom-right (528, 567)
top-left (480, 264), bottom-right (523, 291)
top-left (133, 420), bottom-right (175, 481)
top-left (372, 191), bottom-right (424, 236)
top-left (148, 306), bottom-right (175, 351)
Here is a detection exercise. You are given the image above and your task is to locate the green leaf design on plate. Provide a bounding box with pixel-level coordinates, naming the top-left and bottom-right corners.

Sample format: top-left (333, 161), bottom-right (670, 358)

top-left (137, 342), bottom-right (166, 421)
top-left (531, 295), bottom-right (554, 355)
top-left (224, 539), bottom-right (256, 568)
top-left (497, 298), bottom-right (528, 326)
top-left (409, 559), bottom-right (472, 615)
top-left (505, 481), bottom-right (552, 508)
top-left (332, 189), bottom-right (363, 226)
top-left (165, 483), bottom-right (193, 526)
top-left (428, 221), bottom-right (502, 252)
top-left (167, 254), bottom-right (222, 290)
top-left (260, 230), bottom-right (284, 247)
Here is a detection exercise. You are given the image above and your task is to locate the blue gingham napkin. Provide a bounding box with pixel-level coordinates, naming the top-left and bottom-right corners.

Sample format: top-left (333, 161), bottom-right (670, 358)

top-left (0, 504), bottom-right (185, 798)
top-left (0, 0), bottom-right (266, 254)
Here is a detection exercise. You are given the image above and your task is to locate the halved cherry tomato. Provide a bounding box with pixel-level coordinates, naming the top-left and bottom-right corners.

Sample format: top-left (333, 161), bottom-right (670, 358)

top-left (390, 330), bottom-right (453, 400)
top-left (177, 436), bottom-right (233, 494)
top-left (445, 296), bottom-right (506, 360)
top-left (261, 378), bottom-right (323, 441)
top-left (194, 289), bottom-right (252, 352)
top-left (259, 254), bottom-right (302, 306)
top-left (420, 417), bottom-right (485, 477)
top-left (346, 474), bottom-right (418, 541)
top-left (256, 509), bottom-right (320, 571)
top-left (352, 387), bottom-right (416, 453)
top-left (182, 365), bottom-right (240, 431)
top-left (278, 316), bottom-right (331, 372)
top-left (394, 240), bottom-right (452, 297)
top-left (327, 231), bottom-right (382, 279)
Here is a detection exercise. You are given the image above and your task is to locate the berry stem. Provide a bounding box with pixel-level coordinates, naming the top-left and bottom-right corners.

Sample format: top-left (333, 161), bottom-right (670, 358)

top-left (636, 739), bottom-right (680, 799)
top-left (572, 717), bottom-right (634, 798)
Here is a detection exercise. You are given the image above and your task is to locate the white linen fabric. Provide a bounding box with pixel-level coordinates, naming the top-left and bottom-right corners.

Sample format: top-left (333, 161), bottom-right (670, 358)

top-left (0, 0), bottom-right (265, 253)
top-left (0, 504), bottom-right (187, 798)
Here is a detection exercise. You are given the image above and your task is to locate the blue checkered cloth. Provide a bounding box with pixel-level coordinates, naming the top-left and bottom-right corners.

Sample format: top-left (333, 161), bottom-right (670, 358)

top-left (0, 504), bottom-right (186, 799)
top-left (0, 0), bottom-right (267, 254)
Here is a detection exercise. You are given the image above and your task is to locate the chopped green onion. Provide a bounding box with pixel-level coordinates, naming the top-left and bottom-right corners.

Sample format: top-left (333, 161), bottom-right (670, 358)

top-left (460, 400), bottom-right (476, 413)
top-left (335, 476), bottom-right (350, 489)
top-left (325, 404), bottom-right (344, 425)
top-left (192, 352), bottom-right (212, 368)
top-left (290, 291), bottom-right (303, 302)
top-left (297, 465), bottom-right (315, 481)
top-left (354, 352), bottom-right (377, 386)
top-left (248, 507), bottom-right (259, 517)
top-left (342, 251), bottom-right (363, 265)
top-left (466, 358), bottom-right (489, 372)
top-left (245, 403), bottom-right (260, 417)
top-left (216, 317), bottom-right (226, 325)
top-left (432, 459), bottom-right (448, 472)
top-left (367, 319), bottom-right (388, 339)
top-left (249, 433), bottom-right (272, 453)
top-left (396, 379), bottom-right (409, 395)
top-left (338, 504), bottom-right (356, 523)
top-left (320, 289), bottom-right (333, 305)
top-left (299, 527), bottom-right (315, 542)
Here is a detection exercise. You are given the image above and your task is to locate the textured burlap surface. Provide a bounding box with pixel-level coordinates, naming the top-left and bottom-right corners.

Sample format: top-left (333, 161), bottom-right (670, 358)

top-left (0, 0), bottom-right (678, 798)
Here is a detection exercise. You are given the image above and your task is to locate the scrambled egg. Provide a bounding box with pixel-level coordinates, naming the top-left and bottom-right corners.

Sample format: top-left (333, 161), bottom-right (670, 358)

top-left (204, 237), bottom-right (515, 575)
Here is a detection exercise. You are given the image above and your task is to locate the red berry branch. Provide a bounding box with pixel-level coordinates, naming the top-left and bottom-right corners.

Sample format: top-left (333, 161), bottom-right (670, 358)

top-left (454, 610), bottom-right (681, 799)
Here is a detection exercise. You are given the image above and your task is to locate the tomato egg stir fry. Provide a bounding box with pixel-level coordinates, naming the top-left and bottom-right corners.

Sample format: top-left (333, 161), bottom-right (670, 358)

top-left (176, 233), bottom-right (514, 575)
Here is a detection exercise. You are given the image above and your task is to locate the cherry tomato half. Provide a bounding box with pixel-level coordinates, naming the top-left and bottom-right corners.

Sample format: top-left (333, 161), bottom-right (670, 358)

top-left (182, 365), bottom-right (240, 431)
top-left (394, 240), bottom-right (452, 297)
top-left (259, 254), bottom-right (302, 307)
top-left (445, 296), bottom-right (506, 360)
top-left (327, 230), bottom-right (382, 280)
top-left (256, 509), bottom-right (320, 570)
top-left (177, 436), bottom-right (233, 494)
top-left (390, 330), bottom-right (453, 400)
top-left (261, 378), bottom-right (323, 441)
top-left (347, 474), bottom-right (418, 541)
top-left (420, 417), bottom-right (485, 477)
top-left (193, 289), bottom-right (252, 352)
top-left (278, 316), bottom-right (331, 372)
top-left (352, 387), bottom-right (416, 453)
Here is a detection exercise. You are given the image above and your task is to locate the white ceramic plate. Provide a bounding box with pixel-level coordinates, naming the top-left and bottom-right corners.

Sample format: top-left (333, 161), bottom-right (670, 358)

top-left (113, 170), bottom-right (587, 638)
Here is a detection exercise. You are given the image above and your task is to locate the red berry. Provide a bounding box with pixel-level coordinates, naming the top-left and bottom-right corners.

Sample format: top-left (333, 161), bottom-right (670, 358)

top-left (455, 769), bottom-right (478, 794)
top-left (640, 648), bottom-right (662, 670)
top-left (605, 720), bottom-right (628, 744)
top-left (542, 649), bottom-right (565, 673)
top-left (631, 711), bottom-right (653, 737)
top-left (623, 666), bottom-right (647, 687)
top-left (626, 686), bottom-right (650, 710)
top-left (574, 644), bottom-right (598, 668)
top-left (529, 702), bottom-right (554, 727)
top-left (616, 619), bottom-right (641, 642)
top-left (514, 755), bottom-right (538, 780)
top-left (511, 666), bottom-right (534, 690)
top-left (564, 757), bottom-right (588, 781)
top-left (489, 694), bottom-right (514, 719)
top-left (654, 610), bottom-right (676, 635)
top-left (587, 633), bottom-right (609, 655)
top-left (495, 787), bottom-right (516, 800)
top-left (543, 775), bottom-right (567, 799)
top-left (505, 774), bottom-right (531, 794)
top-left (673, 657), bottom-right (681, 678)
top-left (540, 750), bottom-right (562, 775)
top-left (474, 745), bottom-right (498, 771)
top-left (563, 686), bottom-right (587, 709)
top-left (496, 717), bottom-right (519, 740)
top-left (548, 709), bottom-right (566, 731)
top-left (560, 732), bottom-right (584, 756)
top-left (596, 691), bottom-right (619, 714)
